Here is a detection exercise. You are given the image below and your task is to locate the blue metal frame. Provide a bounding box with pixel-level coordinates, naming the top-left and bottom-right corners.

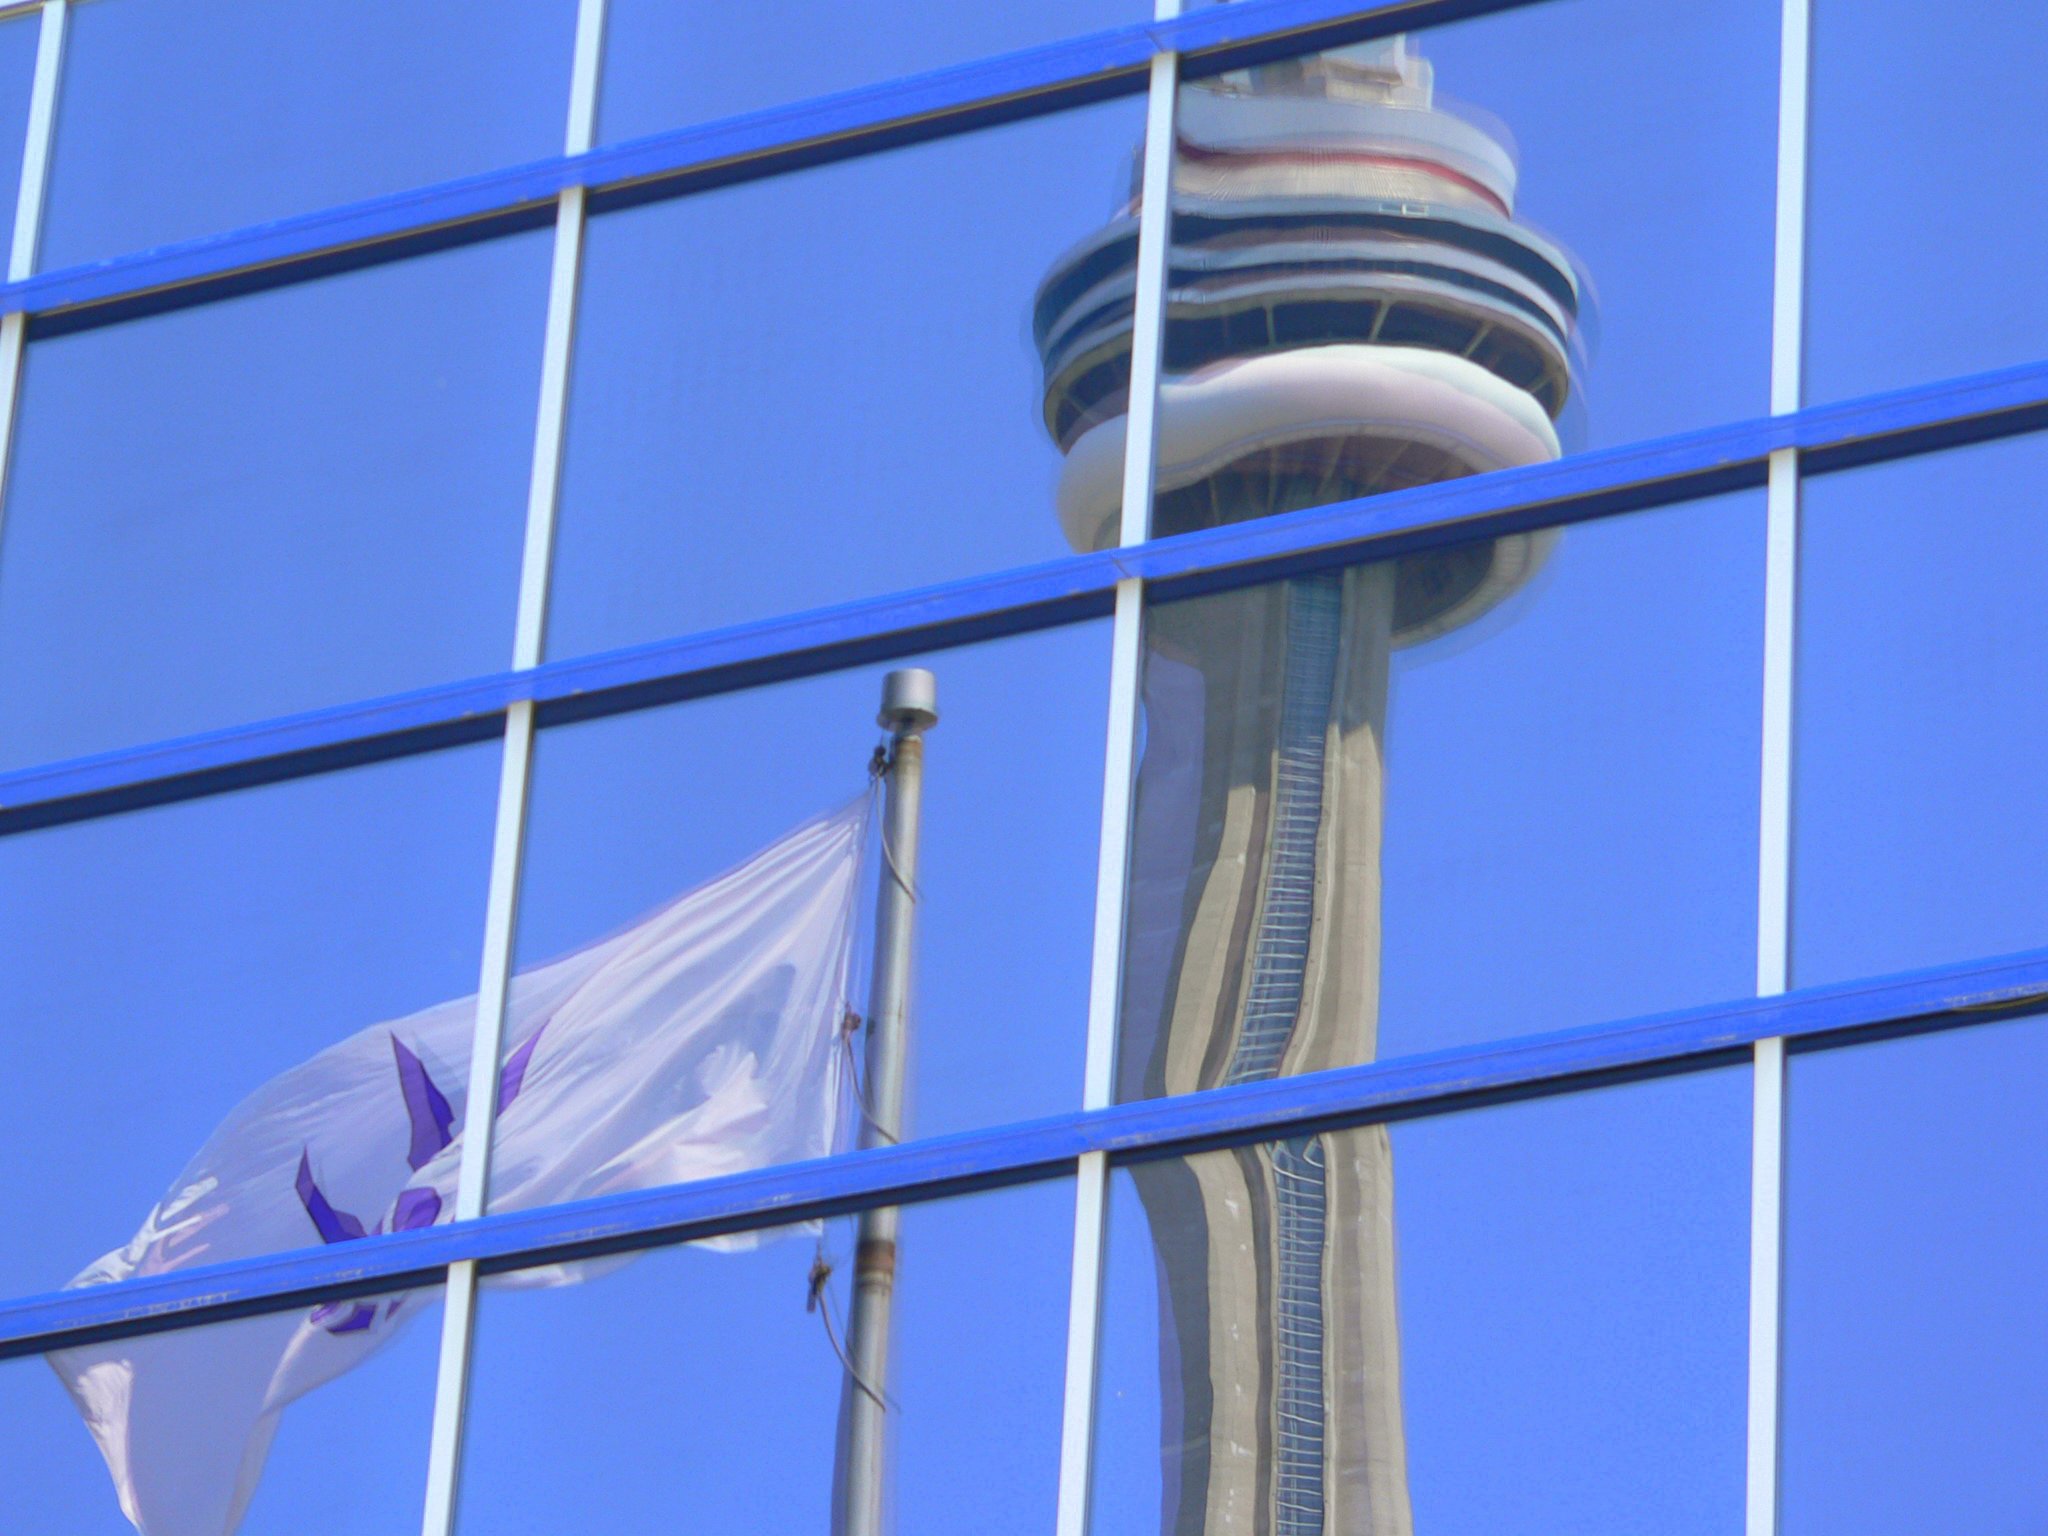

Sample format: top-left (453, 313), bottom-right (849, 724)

top-left (7, 0), bottom-right (1535, 335)
top-left (5, 355), bottom-right (2045, 835)
top-left (5, 941), bottom-right (2043, 1361)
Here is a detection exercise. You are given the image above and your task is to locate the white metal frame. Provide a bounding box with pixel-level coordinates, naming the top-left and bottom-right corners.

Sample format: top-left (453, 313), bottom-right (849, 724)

top-left (1749, 0), bottom-right (1810, 1531)
top-left (1054, 15), bottom-right (1180, 1534)
top-left (416, 0), bottom-right (607, 1530)
top-left (0, 0), bottom-right (64, 548)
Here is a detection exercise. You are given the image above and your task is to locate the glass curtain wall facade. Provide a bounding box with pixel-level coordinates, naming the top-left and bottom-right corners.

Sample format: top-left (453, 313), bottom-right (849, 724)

top-left (0, 2), bottom-right (2043, 1534)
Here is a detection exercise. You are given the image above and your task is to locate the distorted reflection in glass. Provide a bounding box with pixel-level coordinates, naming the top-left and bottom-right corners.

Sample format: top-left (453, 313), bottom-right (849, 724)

top-left (1036, 1), bottom-right (1776, 543)
top-left (1041, 28), bottom-right (1762, 1535)
top-left (1093, 1072), bottom-right (1749, 1534)
top-left (1041, 38), bottom-right (1579, 551)
top-left (0, 1286), bottom-right (441, 1535)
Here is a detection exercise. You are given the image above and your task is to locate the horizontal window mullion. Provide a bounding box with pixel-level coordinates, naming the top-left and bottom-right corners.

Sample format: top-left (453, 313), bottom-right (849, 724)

top-left (4, 358), bottom-right (2047, 836)
top-left (5, 938), bottom-right (2044, 1361)
top-left (1, 0), bottom-right (1540, 334)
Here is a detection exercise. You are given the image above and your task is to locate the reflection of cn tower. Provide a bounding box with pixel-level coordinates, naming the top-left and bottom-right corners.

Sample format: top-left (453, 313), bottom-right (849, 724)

top-left (1036, 39), bottom-right (1581, 1536)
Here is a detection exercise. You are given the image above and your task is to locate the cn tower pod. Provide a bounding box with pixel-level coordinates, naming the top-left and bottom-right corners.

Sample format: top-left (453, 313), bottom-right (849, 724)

top-left (1034, 38), bottom-right (1582, 646)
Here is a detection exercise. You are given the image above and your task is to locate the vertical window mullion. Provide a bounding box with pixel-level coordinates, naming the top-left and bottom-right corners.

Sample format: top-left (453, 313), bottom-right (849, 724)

top-left (1054, 16), bottom-right (1179, 1536)
top-left (0, 0), bottom-right (66, 556)
top-left (416, 2), bottom-right (609, 1532)
top-left (1750, 0), bottom-right (1811, 1531)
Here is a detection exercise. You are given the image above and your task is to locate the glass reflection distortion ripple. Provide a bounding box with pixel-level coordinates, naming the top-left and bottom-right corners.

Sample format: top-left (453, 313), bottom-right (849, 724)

top-left (1036, 37), bottom-right (1583, 1536)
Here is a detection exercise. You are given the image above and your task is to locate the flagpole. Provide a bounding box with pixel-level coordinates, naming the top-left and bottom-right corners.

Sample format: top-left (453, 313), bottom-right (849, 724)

top-left (838, 667), bottom-right (938, 1536)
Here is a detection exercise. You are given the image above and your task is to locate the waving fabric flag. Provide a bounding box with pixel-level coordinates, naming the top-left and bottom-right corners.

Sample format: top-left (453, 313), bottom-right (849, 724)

top-left (51, 794), bottom-right (872, 1536)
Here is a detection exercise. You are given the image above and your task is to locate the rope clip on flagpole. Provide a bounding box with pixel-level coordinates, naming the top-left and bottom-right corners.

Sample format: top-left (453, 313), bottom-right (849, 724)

top-left (835, 667), bottom-right (937, 1536)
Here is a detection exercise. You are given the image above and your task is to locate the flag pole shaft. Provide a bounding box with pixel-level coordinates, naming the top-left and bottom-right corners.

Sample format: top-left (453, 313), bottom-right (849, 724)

top-left (840, 668), bottom-right (937, 1536)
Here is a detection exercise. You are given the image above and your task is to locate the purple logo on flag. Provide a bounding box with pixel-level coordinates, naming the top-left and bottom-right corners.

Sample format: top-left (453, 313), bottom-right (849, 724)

top-left (293, 1028), bottom-right (545, 1333)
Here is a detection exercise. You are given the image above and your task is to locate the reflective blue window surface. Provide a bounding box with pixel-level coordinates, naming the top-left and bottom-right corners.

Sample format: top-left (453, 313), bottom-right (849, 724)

top-left (0, 10), bottom-right (39, 263)
top-left (1092, 1070), bottom-right (1750, 1533)
top-left (0, 746), bottom-right (498, 1301)
top-left (1806, 9), bottom-right (2048, 404)
top-left (545, 102), bottom-right (1141, 660)
top-left (1793, 433), bottom-right (2048, 987)
top-left (1783, 1014), bottom-right (2048, 1535)
top-left (0, 234), bottom-right (551, 770)
top-left (1, 0), bottom-right (2044, 1530)
top-left (597, 0), bottom-right (1139, 146)
top-left (39, 0), bottom-right (577, 270)
top-left (459, 1180), bottom-right (1074, 1533)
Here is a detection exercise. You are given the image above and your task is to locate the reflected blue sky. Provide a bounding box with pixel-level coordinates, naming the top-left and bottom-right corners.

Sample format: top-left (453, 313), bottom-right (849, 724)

top-left (597, 0), bottom-right (1139, 146)
top-left (1374, 490), bottom-right (1761, 1056)
top-left (1807, 8), bottom-right (2048, 403)
top-left (461, 1181), bottom-right (1073, 1534)
top-left (40, 0), bottom-right (576, 270)
top-left (544, 98), bottom-right (1143, 659)
top-left (0, 234), bottom-right (551, 771)
top-left (1784, 1016), bottom-right (2048, 1536)
top-left (0, 11), bottom-right (35, 260)
top-left (1794, 434), bottom-right (2048, 986)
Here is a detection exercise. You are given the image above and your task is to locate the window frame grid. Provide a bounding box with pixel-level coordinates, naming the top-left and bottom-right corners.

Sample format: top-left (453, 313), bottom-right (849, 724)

top-left (5, 5), bottom-right (2048, 1532)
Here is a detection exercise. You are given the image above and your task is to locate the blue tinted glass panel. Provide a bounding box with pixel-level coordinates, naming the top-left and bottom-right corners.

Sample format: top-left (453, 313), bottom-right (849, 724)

top-left (545, 102), bottom-right (1140, 659)
top-left (598, 0), bottom-right (1136, 144)
top-left (1794, 434), bottom-right (2048, 987)
top-left (1782, 1015), bottom-right (2048, 1534)
top-left (39, 0), bottom-right (576, 269)
top-left (1092, 1069), bottom-right (1750, 1533)
top-left (492, 626), bottom-right (1107, 1210)
top-left (0, 10), bottom-right (39, 261)
top-left (0, 746), bottom-right (496, 1300)
top-left (458, 1179), bottom-right (1074, 1531)
top-left (1118, 492), bottom-right (1762, 1100)
top-left (1806, 10), bottom-right (2048, 403)
top-left (2, 1286), bottom-right (442, 1535)
top-left (0, 234), bottom-right (551, 769)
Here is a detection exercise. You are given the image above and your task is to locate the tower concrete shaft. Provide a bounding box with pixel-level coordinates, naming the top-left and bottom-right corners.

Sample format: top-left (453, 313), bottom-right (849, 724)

top-left (1036, 35), bottom-right (1582, 1536)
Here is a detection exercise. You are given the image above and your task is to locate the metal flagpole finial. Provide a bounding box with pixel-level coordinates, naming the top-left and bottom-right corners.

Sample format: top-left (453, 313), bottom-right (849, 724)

top-left (877, 668), bottom-right (938, 736)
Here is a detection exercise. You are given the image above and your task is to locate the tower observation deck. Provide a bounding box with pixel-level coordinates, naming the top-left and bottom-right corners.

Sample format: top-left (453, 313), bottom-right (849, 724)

top-left (1035, 37), bottom-right (1584, 1536)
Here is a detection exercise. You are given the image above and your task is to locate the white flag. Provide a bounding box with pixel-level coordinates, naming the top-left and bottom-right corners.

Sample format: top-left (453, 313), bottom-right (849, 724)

top-left (50, 793), bottom-right (872, 1536)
